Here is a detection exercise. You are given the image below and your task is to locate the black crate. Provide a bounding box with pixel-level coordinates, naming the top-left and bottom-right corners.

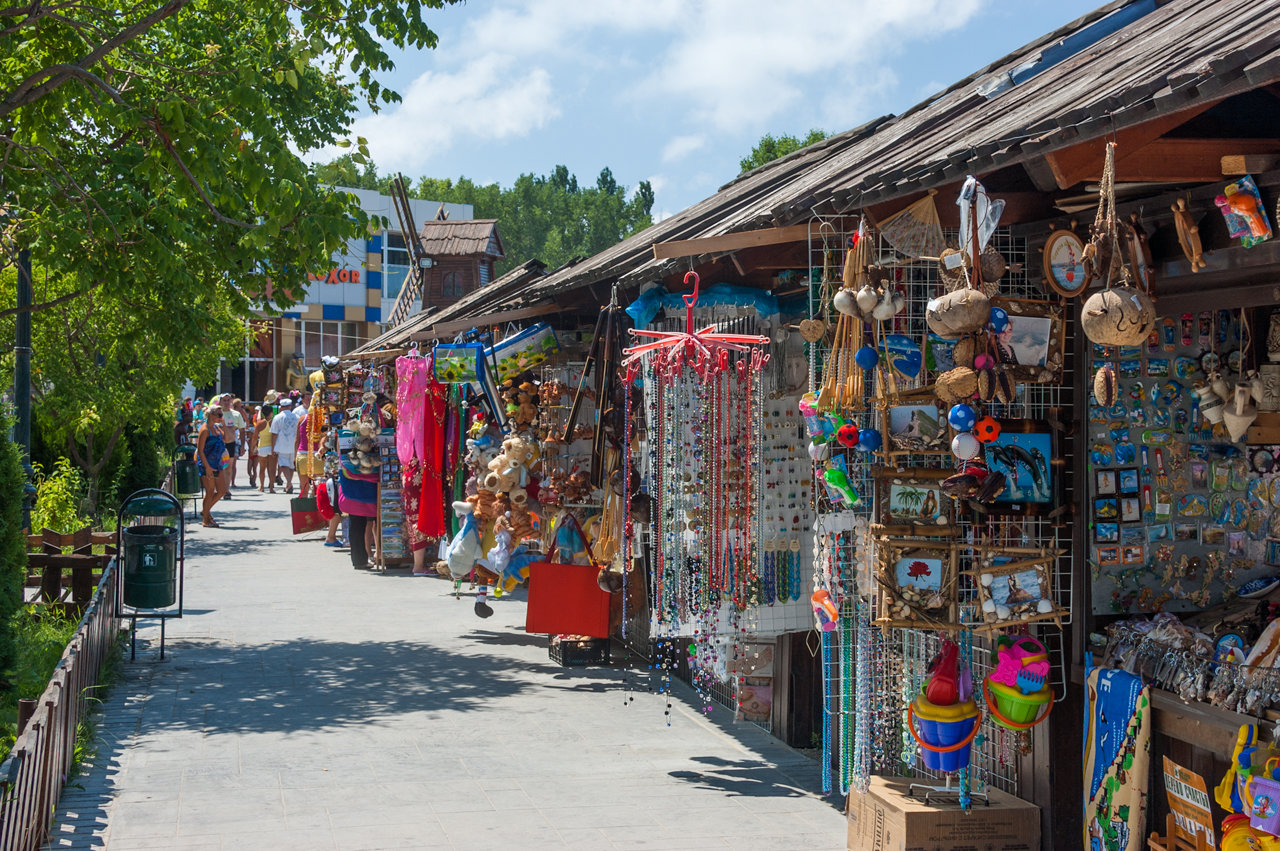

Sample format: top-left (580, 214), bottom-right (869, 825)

top-left (549, 637), bottom-right (611, 667)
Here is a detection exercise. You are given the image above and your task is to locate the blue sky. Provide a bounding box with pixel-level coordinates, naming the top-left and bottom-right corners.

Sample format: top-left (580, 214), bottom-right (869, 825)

top-left (308, 0), bottom-right (1103, 220)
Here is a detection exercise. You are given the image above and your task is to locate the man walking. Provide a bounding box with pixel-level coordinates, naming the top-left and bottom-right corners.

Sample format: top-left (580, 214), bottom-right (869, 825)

top-left (271, 397), bottom-right (301, 494)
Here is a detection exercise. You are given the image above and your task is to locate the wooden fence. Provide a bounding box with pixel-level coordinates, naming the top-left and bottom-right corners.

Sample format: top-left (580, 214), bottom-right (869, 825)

top-left (0, 557), bottom-right (121, 850)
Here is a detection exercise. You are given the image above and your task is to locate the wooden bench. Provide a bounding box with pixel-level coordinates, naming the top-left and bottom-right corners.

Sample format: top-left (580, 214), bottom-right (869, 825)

top-left (25, 527), bottom-right (116, 606)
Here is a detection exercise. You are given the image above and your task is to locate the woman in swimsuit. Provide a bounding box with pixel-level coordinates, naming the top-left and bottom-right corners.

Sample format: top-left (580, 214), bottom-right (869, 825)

top-left (197, 407), bottom-right (228, 527)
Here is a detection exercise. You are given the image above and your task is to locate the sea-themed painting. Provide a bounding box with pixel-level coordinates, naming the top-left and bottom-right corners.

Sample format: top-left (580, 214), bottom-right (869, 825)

top-left (887, 404), bottom-right (947, 452)
top-left (985, 428), bottom-right (1054, 505)
top-left (988, 568), bottom-right (1046, 608)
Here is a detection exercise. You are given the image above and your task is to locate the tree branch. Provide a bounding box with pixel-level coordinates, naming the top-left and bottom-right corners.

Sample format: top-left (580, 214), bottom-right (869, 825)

top-left (148, 118), bottom-right (261, 229)
top-left (0, 281), bottom-right (101, 318)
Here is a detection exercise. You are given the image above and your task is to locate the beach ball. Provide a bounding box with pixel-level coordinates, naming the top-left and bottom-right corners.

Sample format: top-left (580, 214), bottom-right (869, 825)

top-left (988, 307), bottom-right (1010, 333)
top-left (974, 416), bottom-right (1002, 443)
top-left (947, 404), bottom-right (977, 431)
top-left (951, 432), bottom-right (981, 460)
top-left (857, 428), bottom-right (882, 453)
top-left (836, 423), bottom-right (860, 448)
top-left (854, 345), bottom-right (879, 369)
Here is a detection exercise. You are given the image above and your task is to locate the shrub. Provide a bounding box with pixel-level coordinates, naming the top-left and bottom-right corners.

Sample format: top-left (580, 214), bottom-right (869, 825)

top-left (0, 416), bottom-right (28, 682)
top-left (30, 458), bottom-right (88, 535)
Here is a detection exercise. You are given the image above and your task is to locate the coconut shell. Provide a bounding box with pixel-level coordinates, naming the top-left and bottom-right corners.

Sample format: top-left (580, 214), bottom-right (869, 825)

top-left (976, 367), bottom-right (997, 402)
top-left (1081, 285), bottom-right (1156, 346)
top-left (927, 288), bottom-right (991, 339)
top-left (1093, 365), bottom-right (1118, 406)
top-left (798, 319), bottom-right (826, 343)
top-left (936, 367), bottom-right (978, 405)
top-left (994, 369), bottom-right (1017, 405)
top-left (952, 336), bottom-right (977, 369)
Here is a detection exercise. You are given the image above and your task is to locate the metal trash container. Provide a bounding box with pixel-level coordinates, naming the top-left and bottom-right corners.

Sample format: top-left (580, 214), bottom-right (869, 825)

top-left (174, 445), bottom-right (200, 499)
top-left (122, 524), bottom-right (177, 609)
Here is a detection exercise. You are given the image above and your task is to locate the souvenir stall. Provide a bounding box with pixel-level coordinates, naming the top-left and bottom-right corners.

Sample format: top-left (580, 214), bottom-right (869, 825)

top-left (796, 179), bottom-right (1066, 847)
top-left (1081, 154), bottom-right (1280, 850)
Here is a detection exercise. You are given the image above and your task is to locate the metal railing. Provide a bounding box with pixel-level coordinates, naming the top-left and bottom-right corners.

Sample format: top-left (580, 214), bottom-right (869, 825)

top-left (0, 560), bottom-right (121, 850)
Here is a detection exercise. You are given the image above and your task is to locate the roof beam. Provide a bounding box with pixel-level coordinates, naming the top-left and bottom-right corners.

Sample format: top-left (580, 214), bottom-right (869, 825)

top-left (651, 224), bottom-right (812, 260)
top-left (1042, 100), bottom-right (1218, 189)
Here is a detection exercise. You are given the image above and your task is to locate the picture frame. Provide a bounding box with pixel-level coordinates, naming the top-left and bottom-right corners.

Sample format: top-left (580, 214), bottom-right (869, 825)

top-left (990, 298), bottom-right (1066, 382)
top-left (968, 546), bottom-right (1066, 633)
top-left (1095, 469), bottom-right (1117, 496)
top-left (1095, 522), bottom-right (1119, 544)
top-left (874, 539), bottom-right (959, 631)
top-left (882, 402), bottom-right (950, 455)
top-left (1096, 546), bottom-right (1121, 566)
top-left (983, 419), bottom-right (1058, 516)
top-left (872, 467), bottom-right (955, 532)
top-left (1094, 497), bottom-right (1119, 521)
top-left (1041, 227), bottom-right (1088, 298)
top-left (1117, 467), bottom-right (1140, 495)
top-left (1119, 496), bottom-right (1141, 523)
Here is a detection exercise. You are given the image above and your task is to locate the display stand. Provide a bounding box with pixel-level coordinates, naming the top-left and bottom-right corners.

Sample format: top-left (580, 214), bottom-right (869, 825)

top-left (374, 426), bottom-right (410, 569)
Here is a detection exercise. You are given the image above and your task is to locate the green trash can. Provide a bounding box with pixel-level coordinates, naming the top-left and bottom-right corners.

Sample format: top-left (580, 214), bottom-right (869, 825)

top-left (174, 445), bottom-right (200, 499)
top-left (122, 524), bottom-right (177, 609)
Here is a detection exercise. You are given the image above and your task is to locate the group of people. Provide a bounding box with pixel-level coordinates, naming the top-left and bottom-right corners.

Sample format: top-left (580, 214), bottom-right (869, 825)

top-left (177, 390), bottom-right (313, 527)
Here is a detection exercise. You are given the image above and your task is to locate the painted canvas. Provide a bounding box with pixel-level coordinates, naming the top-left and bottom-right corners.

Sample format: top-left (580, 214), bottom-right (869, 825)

top-left (986, 430), bottom-right (1053, 504)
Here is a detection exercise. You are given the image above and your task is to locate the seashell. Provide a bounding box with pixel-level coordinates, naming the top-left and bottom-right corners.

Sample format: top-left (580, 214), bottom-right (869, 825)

top-left (979, 573), bottom-right (994, 587)
top-left (1036, 599), bottom-right (1053, 614)
top-left (1093, 365), bottom-right (1118, 406)
top-left (995, 604), bottom-right (1011, 620)
top-left (832, 289), bottom-right (861, 318)
top-left (856, 284), bottom-right (880, 314)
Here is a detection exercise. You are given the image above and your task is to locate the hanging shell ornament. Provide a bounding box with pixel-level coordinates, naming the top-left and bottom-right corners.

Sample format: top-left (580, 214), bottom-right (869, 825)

top-left (871, 287), bottom-right (905, 322)
top-left (856, 283), bottom-right (880, 314)
top-left (798, 318), bottom-right (827, 343)
top-left (1093, 365), bottom-right (1118, 406)
top-left (832, 288), bottom-right (862, 318)
top-left (976, 366), bottom-right (998, 402)
top-left (1080, 285), bottom-right (1156, 347)
top-left (927, 288), bottom-right (991, 339)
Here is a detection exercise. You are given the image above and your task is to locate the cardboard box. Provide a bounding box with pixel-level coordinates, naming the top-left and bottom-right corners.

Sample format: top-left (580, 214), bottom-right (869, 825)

top-left (847, 775), bottom-right (1040, 851)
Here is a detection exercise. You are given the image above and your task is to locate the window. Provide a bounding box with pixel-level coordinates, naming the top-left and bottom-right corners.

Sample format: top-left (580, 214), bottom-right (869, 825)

top-left (383, 231), bottom-right (413, 300)
top-left (299, 321), bottom-right (362, 364)
top-left (442, 270), bottom-right (464, 298)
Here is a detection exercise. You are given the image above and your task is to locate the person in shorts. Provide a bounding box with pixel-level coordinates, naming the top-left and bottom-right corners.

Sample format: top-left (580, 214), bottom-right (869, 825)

top-left (270, 397), bottom-right (301, 493)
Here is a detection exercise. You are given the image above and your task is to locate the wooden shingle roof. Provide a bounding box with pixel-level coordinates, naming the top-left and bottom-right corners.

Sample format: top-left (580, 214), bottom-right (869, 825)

top-left (418, 219), bottom-right (505, 258)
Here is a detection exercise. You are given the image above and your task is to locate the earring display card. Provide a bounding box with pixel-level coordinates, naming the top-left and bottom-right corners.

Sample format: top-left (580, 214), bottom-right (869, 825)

top-left (1088, 307), bottom-right (1280, 614)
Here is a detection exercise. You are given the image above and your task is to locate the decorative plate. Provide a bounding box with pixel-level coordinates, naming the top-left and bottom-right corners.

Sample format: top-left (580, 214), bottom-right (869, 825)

top-left (1042, 228), bottom-right (1088, 297)
top-left (1174, 357), bottom-right (1198, 379)
top-left (1239, 577), bottom-right (1280, 599)
top-left (1200, 351), bottom-right (1220, 373)
top-left (1231, 498), bottom-right (1250, 529)
top-left (1209, 492), bottom-right (1228, 521)
top-left (1249, 477), bottom-right (1272, 508)
top-left (1252, 448), bottom-right (1277, 475)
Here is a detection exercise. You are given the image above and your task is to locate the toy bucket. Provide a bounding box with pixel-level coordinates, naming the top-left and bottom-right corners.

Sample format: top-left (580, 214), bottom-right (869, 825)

top-left (1249, 776), bottom-right (1280, 835)
top-left (908, 697), bottom-right (980, 773)
top-left (985, 680), bottom-right (1052, 728)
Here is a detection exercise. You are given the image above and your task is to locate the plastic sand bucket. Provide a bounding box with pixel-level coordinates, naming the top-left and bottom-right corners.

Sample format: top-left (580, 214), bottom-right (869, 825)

top-left (908, 696), bottom-right (980, 773)
top-left (985, 680), bottom-right (1052, 729)
top-left (1250, 776), bottom-right (1280, 836)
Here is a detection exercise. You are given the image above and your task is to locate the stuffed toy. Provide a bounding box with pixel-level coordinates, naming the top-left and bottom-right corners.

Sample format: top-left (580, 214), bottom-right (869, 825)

top-left (445, 500), bottom-right (485, 581)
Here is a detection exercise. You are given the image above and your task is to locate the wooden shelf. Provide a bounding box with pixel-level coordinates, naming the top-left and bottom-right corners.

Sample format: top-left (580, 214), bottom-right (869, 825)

top-left (1149, 686), bottom-right (1271, 754)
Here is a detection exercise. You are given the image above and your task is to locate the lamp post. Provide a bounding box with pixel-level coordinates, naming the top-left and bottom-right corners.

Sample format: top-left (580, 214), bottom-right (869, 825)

top-left (14, 246), bottom-right (35, 530)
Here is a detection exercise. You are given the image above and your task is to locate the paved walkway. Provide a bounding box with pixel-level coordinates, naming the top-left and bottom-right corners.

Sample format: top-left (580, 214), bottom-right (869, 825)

top-left (45, 487), bottom-right (846, 850)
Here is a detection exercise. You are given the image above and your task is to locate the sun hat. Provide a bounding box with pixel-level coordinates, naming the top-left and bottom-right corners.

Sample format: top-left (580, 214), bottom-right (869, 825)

top-left (264, 389), bottom-right (280, 404)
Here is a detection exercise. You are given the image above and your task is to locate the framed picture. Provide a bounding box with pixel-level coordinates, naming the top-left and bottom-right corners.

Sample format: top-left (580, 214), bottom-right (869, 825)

top-left (883, 403), bottom-right (949, 454)
top-left (1119, 496), bottom-right (1141, 523)
top-left (1095, 469), bottom-right (1117, 496)
top-left (984, 420), bottom-right (1057, 515)
top-left (1096, 546), bottom-right (1121, 566)
top-left (1173, 523), bottom-right (1200, 543)
top-left (874, 539), bottom-right (958, 630)
top-left (969, 547), bottom-right (1066, 632)
top-left (1041, 227), bottom-right (1088, 298)
top-left (1095, 522), bottom-right (1119, 543)
top-left (1122, 545), bottom-right (1145, 565)
top-left (990, 298), bottom-right (1066, 381)
top-left (1117, 467), bottom-right (1140, 495)
top-left (1094, 497), bottom-right (1119, 521)
top-left (872, 467), bottom-right (954, 531)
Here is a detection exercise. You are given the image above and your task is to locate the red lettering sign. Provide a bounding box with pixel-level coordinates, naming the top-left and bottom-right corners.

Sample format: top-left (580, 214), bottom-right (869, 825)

top-left (308, 268), bottom-right (361, 284)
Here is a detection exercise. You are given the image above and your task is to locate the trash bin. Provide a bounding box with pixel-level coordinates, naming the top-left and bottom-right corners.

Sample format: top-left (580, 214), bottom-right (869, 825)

top-left (174, 446), bottom-right (200, 499)
top-left (122, 524), bottom-right (177, 609)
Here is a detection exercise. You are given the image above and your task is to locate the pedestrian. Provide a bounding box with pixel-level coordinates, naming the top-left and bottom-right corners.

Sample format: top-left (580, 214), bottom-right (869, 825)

top-left (229, 397), bottom-right (250, 489)
top-left (196, 406), bottom-right (227, 527)
top-left (246, 404), bottom-right (261, 489)
top-left (193, 398), bottom-right (206, 427)
top-left (255, 404), bottom-right (276, 493)
top-left (174, 398), bottom-right (194, 445)
top-left (338, 452), bottom-right (378, 569)
top-left (270, 397), bottom-right (301, 493)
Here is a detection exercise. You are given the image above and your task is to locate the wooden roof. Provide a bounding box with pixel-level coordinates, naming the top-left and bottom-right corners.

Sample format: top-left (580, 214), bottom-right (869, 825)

top-left (418, 219), bottom-right (505, 258)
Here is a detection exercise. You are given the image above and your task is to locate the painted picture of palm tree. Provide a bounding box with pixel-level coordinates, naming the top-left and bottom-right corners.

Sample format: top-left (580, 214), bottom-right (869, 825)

top-left (889, 483), bottom-right (943, 522)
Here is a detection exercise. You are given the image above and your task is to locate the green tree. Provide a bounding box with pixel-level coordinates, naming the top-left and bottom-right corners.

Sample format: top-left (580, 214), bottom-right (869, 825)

top-left (0, 413), bottom-right (27, 680)
top-left (739, 129), bottom-right (829, 174)
top-left (402, 165), bottom-right (654, 275)
top-left (0, 267), bottom-right (243, 513)
top-left (312, 154), bottom-right (382, 191)
top-left (0, 0), bottom-right (460, 349)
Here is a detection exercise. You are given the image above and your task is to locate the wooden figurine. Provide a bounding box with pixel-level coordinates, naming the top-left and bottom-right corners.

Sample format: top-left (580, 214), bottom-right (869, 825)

top-left (1171, 198), bottom-right (1207, 272)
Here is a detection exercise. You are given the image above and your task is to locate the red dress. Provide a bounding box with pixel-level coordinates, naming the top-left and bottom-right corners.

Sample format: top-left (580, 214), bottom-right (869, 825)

top-left (415, 372), bottom-right (449, 539)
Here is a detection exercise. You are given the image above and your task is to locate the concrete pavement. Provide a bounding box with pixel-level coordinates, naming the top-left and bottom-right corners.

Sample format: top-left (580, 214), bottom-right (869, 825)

top-left (45, 486), bottom-right (847, 850)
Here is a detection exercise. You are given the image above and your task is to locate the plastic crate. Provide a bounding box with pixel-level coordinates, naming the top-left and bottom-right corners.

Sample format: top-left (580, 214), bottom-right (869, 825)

top-left (549, 636), bottom-right (611, 667)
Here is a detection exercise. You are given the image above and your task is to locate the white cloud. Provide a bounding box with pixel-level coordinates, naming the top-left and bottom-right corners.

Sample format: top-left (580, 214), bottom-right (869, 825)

top-left (661, 135), bottom-right (706, 163)
top-left (310, 58), bottom-right (558, 173)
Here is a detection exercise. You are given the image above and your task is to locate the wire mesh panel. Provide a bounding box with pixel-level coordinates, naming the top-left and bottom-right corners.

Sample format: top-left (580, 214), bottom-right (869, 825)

top-left (806, 214), bottom-right (1072, 802)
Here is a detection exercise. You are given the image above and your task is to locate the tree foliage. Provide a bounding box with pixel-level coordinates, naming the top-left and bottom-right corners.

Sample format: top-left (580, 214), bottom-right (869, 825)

top-left (0, 0), bottom-right (460, 351)
top-left (0, 266), bottom-right (243, 512)
top-left (409, 164), bottom-right (655, 275)
top-left (0, 412), bottom-right (26, 680)
top-left (739, 129), bottom-right (829, 174)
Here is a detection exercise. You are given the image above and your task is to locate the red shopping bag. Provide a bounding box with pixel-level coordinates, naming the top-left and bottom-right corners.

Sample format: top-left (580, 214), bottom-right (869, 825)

top-left (290, 497), bottom-right (326, 535)
top-left (525, 561), bottom-right (611, 638)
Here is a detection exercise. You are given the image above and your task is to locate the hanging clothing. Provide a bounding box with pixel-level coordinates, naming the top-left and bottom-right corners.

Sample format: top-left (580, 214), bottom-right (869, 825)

top-left (416, 369), bottom-right (450, 539)
top-left (395, 354), bottom-right (430, 466)
top-left (401, 461), bottom-right (432, 552)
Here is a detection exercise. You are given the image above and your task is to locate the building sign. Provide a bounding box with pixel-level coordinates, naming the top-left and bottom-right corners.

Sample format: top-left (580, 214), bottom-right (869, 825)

top-left (308, 268), bottom-right (361, 284)
top-left (1162, 757), bottom-right (1215, 847)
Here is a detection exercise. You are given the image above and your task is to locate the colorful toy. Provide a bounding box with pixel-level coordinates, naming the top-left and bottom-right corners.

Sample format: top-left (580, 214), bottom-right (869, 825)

top-left (951, 431), bottom-right (981, 460)
top-left (811, 589), bottom-right (839, 631)
top-left (984, 635), bottom-right (1052, 729)
top-left (948, 404), bottom-right (977, 431)
top-left (974, 416), bottom-right (1001, 443)
top-left (908, 640), bottom-right (979, 773)
top-left (854, 345), bottom-right (879, 369)
top-left (823, 468), bottom-right (860, 506)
